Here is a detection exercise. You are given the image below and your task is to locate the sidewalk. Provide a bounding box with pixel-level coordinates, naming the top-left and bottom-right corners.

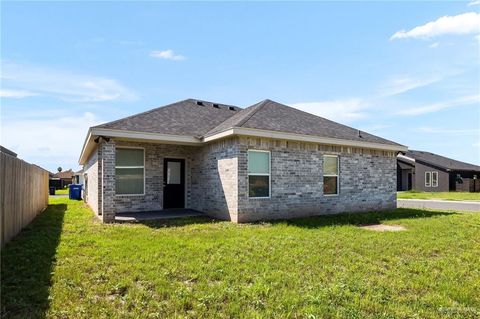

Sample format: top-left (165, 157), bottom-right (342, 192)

top-left (397, 199), bottom-right (480, 212)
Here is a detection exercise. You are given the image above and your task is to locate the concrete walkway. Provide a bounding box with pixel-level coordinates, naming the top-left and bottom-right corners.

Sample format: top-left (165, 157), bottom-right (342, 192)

top-left (398, 199), bottom-right (480, 212)
top-left (115, 209), bottom-right (204, 222)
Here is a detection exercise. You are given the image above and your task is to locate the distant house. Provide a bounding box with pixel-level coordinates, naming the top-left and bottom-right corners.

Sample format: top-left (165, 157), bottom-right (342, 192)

top-left (49, 169), bottom-right (74, 189)
top-left (73, 169), bottom-right (85, 185)
top-left (397, 150), bottom-right (480, 192)
top-left (79, 99), bottom-right (407, 223)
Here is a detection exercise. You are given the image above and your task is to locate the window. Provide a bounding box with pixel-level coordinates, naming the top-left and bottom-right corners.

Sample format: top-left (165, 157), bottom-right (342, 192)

top-left (425, 172), bottom-right (431, 187)
top-left (323, 155), bottom-right (339, 195)
top-left (432, 172), bottom-right (438, 187)
top-left (115, 148), bottom-right (144, 195)
top-left (248, 150), bottom-right (270, 198)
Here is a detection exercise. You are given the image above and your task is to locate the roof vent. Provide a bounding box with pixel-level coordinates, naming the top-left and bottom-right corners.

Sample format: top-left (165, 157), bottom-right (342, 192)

top-left (229, 106), bottom-right (235, 111)
top-left (196, 101), bottom-right (204, 106)
top-left (212, 104), bottom-right (220, 108)
top-left (358, 130), bottom-right (363, 138)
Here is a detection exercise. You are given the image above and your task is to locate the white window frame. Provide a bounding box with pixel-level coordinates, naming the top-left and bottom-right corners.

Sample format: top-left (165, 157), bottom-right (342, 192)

top-left (323, 155), bottom-right (339, 196)
top-left (247, 150), bottom-right (271, 199)
top-left (425, 171), bottom-right (431, 187)
top-left (115, 146), bottom-right (145, 196)
top-left (432, 171), bottom-right (438, 187)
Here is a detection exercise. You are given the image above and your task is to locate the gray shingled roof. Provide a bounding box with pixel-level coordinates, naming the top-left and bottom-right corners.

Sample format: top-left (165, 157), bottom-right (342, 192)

top-left (206, 99), bottom-right (401, 146)
top-left (94, 98), bottom-right (403, 147)
top-left (95, 99), bottom-right (240, 137)
top-left (405, 150), bottom-right (480, 171)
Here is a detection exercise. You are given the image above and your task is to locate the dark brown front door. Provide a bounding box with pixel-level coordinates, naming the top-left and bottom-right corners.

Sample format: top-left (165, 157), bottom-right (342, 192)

top-left (163, 158), bottom-right (185, 209)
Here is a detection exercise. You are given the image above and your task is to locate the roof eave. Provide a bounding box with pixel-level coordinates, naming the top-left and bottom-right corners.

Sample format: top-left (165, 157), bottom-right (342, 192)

top-left (203, 127), bottom-right (408, 152)
top-left (78, 128), bottom-right (203, 165)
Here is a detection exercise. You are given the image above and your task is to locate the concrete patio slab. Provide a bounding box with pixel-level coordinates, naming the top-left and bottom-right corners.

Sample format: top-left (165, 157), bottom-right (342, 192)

top-left (115, 209), bottom-right (204, 222)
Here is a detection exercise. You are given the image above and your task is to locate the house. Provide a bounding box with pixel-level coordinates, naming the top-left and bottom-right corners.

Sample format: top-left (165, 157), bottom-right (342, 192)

top-left (78, 99), bottom-right (407, 223)
top-left (397, 150), bottom-right (480, 192)
top-left (73, 169), bottom-right (85, 185)
top-left (49, 169), bottom-right (74, 189)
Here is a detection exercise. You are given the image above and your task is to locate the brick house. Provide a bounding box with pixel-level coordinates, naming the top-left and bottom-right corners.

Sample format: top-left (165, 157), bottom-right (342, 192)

top-left (79, 99), bottom-right (407, 223)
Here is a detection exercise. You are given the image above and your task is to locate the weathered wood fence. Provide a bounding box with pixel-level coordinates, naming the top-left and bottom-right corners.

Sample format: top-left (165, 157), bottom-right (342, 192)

top-left (0, 152), bottom-right (49, 248)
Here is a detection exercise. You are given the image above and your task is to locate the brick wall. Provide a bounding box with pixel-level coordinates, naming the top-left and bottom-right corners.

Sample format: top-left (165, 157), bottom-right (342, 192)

top-left (99, 140), bottom-right (116, 222)
top-left (190, 138), bottom-right (239, 221)
top-left (113, 141), bottom-right (198, 214)
top-left (84, 136), bottom-right (397, 223)
top-left (236, 137), bottom-right (397, 222)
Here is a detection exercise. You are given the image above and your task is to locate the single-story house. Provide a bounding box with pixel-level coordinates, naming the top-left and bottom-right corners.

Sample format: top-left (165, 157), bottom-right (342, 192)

top-left (49, 169), bottom-right (74, 189)
top-left (73, 169), bottom-right (85, 185)
top-left (79, 99), bottom-right (407, 223)
top-left (397, 150), bottom-right (480, 192)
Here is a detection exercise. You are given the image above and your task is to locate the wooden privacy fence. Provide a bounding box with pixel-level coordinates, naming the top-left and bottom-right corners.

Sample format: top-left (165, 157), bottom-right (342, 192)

top-left (0, 152), bottom-right (49, 248)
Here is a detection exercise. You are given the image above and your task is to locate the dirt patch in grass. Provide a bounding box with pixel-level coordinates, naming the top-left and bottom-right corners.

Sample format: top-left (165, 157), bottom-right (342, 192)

top-left (360, 224), bottom-right (406, 232)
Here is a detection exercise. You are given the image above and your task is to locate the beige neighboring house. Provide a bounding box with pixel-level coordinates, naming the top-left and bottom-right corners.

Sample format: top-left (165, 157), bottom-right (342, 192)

top-left (78, 99), bottom-right (407, 223)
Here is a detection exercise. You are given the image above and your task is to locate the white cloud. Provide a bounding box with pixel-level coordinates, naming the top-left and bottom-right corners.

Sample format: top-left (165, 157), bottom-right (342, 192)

top-left (0, 89), bottom-right (37, 98)
top-left (391, 12), bottom-right (480, 40)
top-left (291, 98), bottom-right (368, 123)
top-left (1, 62), bottom-right (136, 102)
top-left (150, 49), bottom-right (186, 61)
top-left (379, 75), bottom-right (441, 97)
top-left (429, 42), bottom-right (439, 48)
top-left (1, 112), bottom-right (103, 171)
top-left (473, 142), bottom-right (480, 147)
top-left (468, 0), bottom-right (480, 6)
top-left (396, 94), bottom-right (479, 116)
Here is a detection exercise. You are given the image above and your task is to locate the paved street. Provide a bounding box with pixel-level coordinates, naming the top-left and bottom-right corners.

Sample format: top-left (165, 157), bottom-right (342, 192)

top-left (398, 199), bottom-right (480, 212)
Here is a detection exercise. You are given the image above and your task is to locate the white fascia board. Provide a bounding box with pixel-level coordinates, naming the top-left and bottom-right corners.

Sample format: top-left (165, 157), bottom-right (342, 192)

top-left (397, 154), bottom-right (415, 162)
top-left (204, 127), bottom-right (408, 152)
top-left (91, 128), bottom-right (202, 145)
top-left (78, 129), bottom-right (94, 165)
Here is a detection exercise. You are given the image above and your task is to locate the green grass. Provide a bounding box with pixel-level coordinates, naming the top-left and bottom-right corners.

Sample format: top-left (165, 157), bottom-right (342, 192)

top-left (398, 190), bottom-right (480, 201)
top-left (53, 188), bottom-right (69, 195)
top-left (2, 198), bottom-right (479, 318)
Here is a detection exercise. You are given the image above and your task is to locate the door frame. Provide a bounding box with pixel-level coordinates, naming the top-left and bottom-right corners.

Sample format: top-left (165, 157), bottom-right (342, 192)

top-left (163, 157), bottom-right (187, 209)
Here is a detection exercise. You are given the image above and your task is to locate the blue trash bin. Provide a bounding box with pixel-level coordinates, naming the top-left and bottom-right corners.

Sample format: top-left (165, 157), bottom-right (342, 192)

top-left (69, 184), bottom-right (82, 200)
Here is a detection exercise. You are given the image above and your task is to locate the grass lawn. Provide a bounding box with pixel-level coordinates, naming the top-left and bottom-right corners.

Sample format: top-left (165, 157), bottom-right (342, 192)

top-left (53, 188), bottom-right (69, 195)
top-left (398, 190), bottom-right (480, 201)
top-left (2, 198), bottom-right (479, 318)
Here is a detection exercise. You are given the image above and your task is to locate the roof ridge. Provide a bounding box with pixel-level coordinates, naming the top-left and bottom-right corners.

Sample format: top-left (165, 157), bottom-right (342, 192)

top-left (95, 98), bottom-right (241, 129)
top-left (236, 99), bottom-right (270, 128)
top-left (202, 99), bottom-right (270, 137)
top-left (94, 99), bottom-right (192, 129)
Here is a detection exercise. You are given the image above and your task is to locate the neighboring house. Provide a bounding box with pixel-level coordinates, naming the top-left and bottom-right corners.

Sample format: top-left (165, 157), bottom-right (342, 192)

top-left (79, 99), bottom-right (407, 223)
top-left (49, 169), bottom-right (74, 189)
top-left (73, 169), bottom-right (85, 185)
top-left (397, 150), bottom-right (480, 192)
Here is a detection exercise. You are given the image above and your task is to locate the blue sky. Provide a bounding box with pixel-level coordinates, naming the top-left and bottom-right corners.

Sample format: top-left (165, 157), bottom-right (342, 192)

top-left (1, 1), bottom-right (479, 172)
